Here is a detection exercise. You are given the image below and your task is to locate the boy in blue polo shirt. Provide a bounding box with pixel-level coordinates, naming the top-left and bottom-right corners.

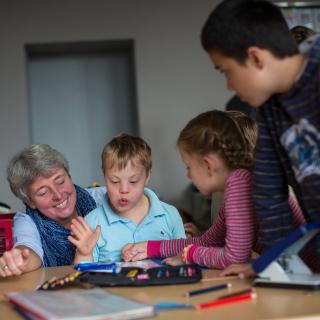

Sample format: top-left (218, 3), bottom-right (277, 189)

top-left (68, 133), bottom-right (185, 263)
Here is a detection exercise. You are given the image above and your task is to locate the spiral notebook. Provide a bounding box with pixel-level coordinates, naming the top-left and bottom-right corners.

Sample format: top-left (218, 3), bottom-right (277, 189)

top-left (5, 288), bottom-right (156, 320)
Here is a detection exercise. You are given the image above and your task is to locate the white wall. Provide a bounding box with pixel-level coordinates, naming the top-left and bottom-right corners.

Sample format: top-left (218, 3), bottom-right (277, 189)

top-left (0, 0), bottom-right (231, 212)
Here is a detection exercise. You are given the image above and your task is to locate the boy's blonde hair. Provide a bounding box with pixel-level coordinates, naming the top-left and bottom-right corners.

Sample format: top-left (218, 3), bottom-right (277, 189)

top-left (177, 110), bottom-right (257, 170)
top-left (101, 133), bottom-right (152, 174)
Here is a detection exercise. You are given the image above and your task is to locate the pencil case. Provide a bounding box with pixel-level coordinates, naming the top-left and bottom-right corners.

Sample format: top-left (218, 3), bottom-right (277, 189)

top-left (39, 264), bottom-right (202, 290)
top-left (77, 264), bottom-right (202, 287)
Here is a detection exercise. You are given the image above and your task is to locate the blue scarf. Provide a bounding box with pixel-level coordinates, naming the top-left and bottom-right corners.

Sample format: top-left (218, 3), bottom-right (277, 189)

top-left (27, 185), bottom-right (97, 267)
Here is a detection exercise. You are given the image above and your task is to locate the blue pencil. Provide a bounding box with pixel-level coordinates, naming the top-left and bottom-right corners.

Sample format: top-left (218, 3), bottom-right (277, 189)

top-left (186, 283), bottom-right (231, 297)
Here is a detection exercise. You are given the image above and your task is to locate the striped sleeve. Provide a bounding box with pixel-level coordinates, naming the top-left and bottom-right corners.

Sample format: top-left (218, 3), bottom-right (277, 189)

top-left (159, 207), bottom-right (227, 258)
top-left (190, 169), bottom-right (256, 269)
top-left (288, 196), bottom-right (306, 227)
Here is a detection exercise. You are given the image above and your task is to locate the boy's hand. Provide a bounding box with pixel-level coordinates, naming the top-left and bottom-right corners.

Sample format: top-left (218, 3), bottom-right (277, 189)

top-left (0, 248), bottom-right (30, 277)
top-left (121, 242), bottom-right (147, 261)
top-left (184, 222), bottom-right (202, 237)
top-left (161, 251), bottom-right (184, 266)
top-left (68, 217), bottom-right (101, 257)
top-left (219, 263), bottom-right (256, 279)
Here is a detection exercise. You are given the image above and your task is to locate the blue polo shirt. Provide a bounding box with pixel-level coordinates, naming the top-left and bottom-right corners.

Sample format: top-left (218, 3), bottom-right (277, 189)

top-left (85, 187), bottom-right (186, 262)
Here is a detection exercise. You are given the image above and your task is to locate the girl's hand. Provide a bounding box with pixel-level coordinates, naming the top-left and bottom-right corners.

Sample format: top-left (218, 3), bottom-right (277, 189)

top-left (121, 242), bottom-right (147, 261)
top-left (161, 251), bottom-right (184, 266)
top-left (68, 217), bottom-right (101, 257)
top-left (219, 263), bottom-right (256, 279)
top-left (184, 222), bottom-right (203, 237)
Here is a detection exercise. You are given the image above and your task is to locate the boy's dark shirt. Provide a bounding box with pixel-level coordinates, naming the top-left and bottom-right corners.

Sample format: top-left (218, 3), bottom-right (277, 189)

top-left (254, 35), bottom-right (320, 248)
top-left (226, 94), bottom-right (257, 119)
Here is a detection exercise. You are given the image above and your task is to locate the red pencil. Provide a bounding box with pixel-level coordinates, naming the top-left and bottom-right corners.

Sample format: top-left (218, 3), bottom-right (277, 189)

top-left (196, 290), bottom-right (256, 310)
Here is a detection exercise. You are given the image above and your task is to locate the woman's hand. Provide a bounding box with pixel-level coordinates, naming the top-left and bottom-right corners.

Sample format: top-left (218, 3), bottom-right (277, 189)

top-left (68, 217), bottom-right (100, 259)
top-left (0, 247), bottom-right (35, 277)
top-left (121, 242), bottom-right (147, 261)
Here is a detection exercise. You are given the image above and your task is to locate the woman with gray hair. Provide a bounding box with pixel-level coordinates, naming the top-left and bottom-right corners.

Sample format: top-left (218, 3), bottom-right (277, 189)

top-left (0, 144), bottom-right (105, 277)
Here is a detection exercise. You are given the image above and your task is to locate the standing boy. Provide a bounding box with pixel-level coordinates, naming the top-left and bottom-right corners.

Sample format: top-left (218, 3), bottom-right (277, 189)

top-left (69, 133), bottom-right (185, 263)
top-left (200, 0), bottom-right (320, 276)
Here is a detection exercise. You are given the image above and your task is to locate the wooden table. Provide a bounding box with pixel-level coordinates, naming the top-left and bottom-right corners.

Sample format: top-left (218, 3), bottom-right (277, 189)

top-left (1, 266), bottom-right (320, 319)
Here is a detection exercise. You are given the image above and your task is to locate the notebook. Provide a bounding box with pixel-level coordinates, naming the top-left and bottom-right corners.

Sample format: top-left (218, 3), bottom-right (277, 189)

top-left (4, 288), bottom-right (156, 320)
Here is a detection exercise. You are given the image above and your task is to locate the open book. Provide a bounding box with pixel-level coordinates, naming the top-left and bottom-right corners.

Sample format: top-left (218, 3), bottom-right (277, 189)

top-left (5, 288), bottom-right (156, 320)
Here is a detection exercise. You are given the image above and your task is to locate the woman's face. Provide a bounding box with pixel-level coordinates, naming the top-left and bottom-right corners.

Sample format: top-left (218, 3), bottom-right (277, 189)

top-left (26, 168), bottom-right (77, 224)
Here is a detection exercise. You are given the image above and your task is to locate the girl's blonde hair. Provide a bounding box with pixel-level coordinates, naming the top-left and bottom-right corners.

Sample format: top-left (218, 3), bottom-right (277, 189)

top-left (101, 133), bottom-right (152, 174)
top-left (177, 110), bottom-right (257, 170)
top-left (226, 110), bottom-right (257, 164)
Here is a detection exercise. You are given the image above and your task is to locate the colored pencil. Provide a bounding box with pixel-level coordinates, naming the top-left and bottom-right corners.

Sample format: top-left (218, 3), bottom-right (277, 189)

top-left (186, 283), bottom-right (231, 297)
top-left (218, 288), bottom-right (252, 300)
top-left (196, 289), bottom-right (256, 310)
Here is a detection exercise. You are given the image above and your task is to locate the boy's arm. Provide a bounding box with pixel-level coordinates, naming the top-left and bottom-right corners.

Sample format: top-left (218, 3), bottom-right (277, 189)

top-left (121, 242), bottom-right (148, 261)
top-left (253, 110), bottom-right (294, 248)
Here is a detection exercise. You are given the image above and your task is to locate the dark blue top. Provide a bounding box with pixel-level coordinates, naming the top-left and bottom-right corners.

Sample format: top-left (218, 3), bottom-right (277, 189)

top-left (254, 35), bottom-right (320, 248)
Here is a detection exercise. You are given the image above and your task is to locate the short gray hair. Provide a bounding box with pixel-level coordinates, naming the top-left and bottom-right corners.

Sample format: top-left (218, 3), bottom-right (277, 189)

top-left (7, 144), bottom-right (70, 203)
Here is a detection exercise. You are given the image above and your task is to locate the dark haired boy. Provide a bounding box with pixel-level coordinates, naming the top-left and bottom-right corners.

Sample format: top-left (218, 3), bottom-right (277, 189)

top-left (201, 0), bottom-right (320, 277)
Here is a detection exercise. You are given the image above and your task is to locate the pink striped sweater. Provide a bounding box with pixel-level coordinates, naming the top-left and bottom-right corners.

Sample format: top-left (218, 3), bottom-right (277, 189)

top-left (147, 168), bottom-right (305, 269)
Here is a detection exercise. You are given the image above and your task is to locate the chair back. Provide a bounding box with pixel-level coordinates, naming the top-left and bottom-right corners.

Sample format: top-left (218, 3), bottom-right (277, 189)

top-left (0, 213), bottom-right (15, 255)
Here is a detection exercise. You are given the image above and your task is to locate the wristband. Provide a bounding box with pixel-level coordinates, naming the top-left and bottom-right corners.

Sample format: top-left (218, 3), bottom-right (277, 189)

top-left (181, 245), bottom-right (194, 264)
top-left (147, 240), bottom-right (161, 258)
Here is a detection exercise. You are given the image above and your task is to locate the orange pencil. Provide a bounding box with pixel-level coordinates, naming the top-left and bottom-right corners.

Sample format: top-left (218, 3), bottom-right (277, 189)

top-left (196, 290), bottom-right (256, 310)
